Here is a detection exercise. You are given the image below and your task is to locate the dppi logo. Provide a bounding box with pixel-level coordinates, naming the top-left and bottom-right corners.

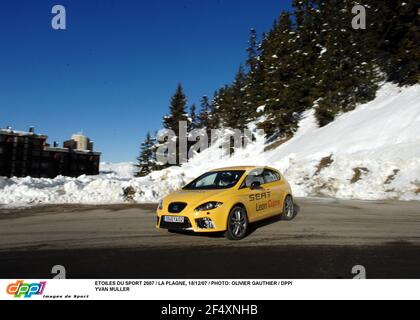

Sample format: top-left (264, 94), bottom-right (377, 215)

top-left (6, 280), bottom-right (46, 298)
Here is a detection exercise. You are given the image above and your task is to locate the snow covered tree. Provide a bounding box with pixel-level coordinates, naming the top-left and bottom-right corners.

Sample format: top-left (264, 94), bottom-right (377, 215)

top-left (189, 103), bottom-right (198, 130)
top-left (135, 132), bottom-right (156, 177)
top-left (208, 91), bottom-right (222, 130)
top-left (245, 28), bottom-right (266, 115)
top-left (291, 0), bottom-right (320, 109)
top-left (313, 0), bottom-right (381, 126)
top-left (313, 0), bottom-right (350, 126)
top-left (258, 11), bottom-right (303, 137)
top-left (372, 0), bottom-right (420, 85)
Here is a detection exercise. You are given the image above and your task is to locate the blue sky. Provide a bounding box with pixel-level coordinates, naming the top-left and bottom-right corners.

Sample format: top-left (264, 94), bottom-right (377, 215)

top-left (0, 0), bottom-right (291, 162)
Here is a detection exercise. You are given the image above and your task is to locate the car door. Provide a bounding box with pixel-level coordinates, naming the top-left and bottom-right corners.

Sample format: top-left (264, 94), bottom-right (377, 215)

top-left (238, 168), bottom-right (271, 222)
top-left (262, 169), bottom-right (284, 217)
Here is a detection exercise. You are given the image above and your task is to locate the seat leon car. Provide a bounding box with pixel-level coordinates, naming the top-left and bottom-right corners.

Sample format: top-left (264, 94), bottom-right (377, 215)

top-left (156, 166), bottom-right (295, 240)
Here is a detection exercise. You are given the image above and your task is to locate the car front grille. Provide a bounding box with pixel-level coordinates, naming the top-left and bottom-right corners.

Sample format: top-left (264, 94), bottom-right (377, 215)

top-left (160, 217), bottom-right (192, 230)
top-left (168, 202), bottom-right (188, 214)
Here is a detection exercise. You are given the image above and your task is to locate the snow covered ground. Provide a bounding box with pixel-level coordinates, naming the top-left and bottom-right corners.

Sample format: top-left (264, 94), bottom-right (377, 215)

top-left (0, 83), bottom-right (419, 208)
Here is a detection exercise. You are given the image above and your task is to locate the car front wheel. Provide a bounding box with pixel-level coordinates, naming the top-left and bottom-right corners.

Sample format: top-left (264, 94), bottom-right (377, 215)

top-left (225, 206), bottom-right (249, 240)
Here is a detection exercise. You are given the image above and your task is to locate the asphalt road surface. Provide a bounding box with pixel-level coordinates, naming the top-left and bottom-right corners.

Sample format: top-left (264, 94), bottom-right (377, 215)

top-left (0, 198), bottom-right (419, 279)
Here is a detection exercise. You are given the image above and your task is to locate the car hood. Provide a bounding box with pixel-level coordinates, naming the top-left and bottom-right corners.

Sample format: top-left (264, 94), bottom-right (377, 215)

top-left (164, 189), bottom-right (229, 207)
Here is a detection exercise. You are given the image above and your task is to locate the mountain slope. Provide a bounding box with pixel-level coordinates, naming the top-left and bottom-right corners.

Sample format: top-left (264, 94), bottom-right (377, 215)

top-left (268, 84), bottom-right (420, 161)
top-left (264, 84), bottom-right (420, 200)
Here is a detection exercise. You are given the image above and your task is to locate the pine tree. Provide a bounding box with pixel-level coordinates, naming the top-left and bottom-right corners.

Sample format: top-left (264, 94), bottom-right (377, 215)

top-left (208, 91), bottom-right (222, 130)
top-left (246, 28), bottom-right (266, 114)
top-left (247, 28), bottom-right (259, 73)
top-left (313, 0), bottom-right (347, 125)
top-left (231, 64), bottom-right (250, 129)
top-left (189, 104), bottom-right (198, 130)
top-left (291, 0), bottom-right (320, 109)
top-left (162, 83), bottom-right (190, 167)
top-left (214, 86), bottom-right (231, 128)
top-left (343, 1), bottom-right (381, 106)
top-left (217, 65), bottom-right (250, 130)
top-left (198, 95), bottom-right (211, 129)
top-left (375, 0), bottom-right (420, 85)
top-left (394, 1), bottom-right (419, 85)
top-left (135, 132), bottom-right (156, 177)
top-left (163, 83), bottom-right (189, 133)
top-left (313, 0), bottom-right (381, 126)
top-left (258, 11), bottom-right (302, 137)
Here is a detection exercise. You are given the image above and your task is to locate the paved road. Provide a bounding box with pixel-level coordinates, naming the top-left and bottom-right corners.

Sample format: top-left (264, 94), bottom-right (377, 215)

top-left (0, 198), bottom-right (419, 279)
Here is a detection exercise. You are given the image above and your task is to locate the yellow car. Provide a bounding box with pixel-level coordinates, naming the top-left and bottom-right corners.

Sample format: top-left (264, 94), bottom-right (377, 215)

top-left (156, 166), bottom-right (295, 240)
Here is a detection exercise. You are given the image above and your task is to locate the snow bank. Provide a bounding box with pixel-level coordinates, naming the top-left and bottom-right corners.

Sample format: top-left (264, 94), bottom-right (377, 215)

top-left (0, 84), bottom-right (419, 208)
top-left (265, 84), bottom-right (420, 201)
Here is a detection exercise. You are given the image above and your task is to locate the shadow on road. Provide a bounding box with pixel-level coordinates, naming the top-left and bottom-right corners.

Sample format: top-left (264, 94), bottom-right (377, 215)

top-left (248, 203), bottom-right (301, 236)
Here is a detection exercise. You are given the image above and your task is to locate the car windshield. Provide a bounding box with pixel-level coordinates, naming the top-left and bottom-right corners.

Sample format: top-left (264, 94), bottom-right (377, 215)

top-left (183, 171), bottom-right (245, 190)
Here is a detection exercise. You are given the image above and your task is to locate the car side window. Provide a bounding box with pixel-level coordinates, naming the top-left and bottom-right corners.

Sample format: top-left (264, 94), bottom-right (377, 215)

top-left (242, 170), bottom-right (265, 188)
top-left (263, 169), bottom-right (281, 184)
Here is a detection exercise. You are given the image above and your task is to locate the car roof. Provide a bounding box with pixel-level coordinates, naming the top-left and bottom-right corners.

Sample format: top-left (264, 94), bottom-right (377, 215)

top-left (209, 166), bottom-right (279, 173)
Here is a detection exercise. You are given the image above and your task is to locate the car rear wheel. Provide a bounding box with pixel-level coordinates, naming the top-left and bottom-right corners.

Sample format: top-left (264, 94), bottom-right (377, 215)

top-left (281, 195), bottom-right (295, 221)
top-left (225, 206), bottom-right (249, 240)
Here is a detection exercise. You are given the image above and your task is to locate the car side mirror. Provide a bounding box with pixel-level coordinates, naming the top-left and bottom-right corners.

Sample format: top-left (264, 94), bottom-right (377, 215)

top-left (250, 181), bottom-right (262, 190)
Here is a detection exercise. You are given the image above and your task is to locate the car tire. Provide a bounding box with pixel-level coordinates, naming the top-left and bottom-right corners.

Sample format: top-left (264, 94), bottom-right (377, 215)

top-left (281, 195), bottom-right (295, 221)
top-left (225, 206), bottom-right (249, 240)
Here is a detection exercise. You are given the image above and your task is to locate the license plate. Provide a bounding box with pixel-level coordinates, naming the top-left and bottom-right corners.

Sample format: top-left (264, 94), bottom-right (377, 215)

top-left (164, 216), bottom-right (185, 223)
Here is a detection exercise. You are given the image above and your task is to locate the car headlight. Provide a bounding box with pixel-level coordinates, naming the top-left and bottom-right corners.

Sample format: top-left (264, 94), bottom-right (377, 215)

top-left (158, 199), bottom-right (163, 210)
top-left (195, 202), bottom-right (223, 212)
